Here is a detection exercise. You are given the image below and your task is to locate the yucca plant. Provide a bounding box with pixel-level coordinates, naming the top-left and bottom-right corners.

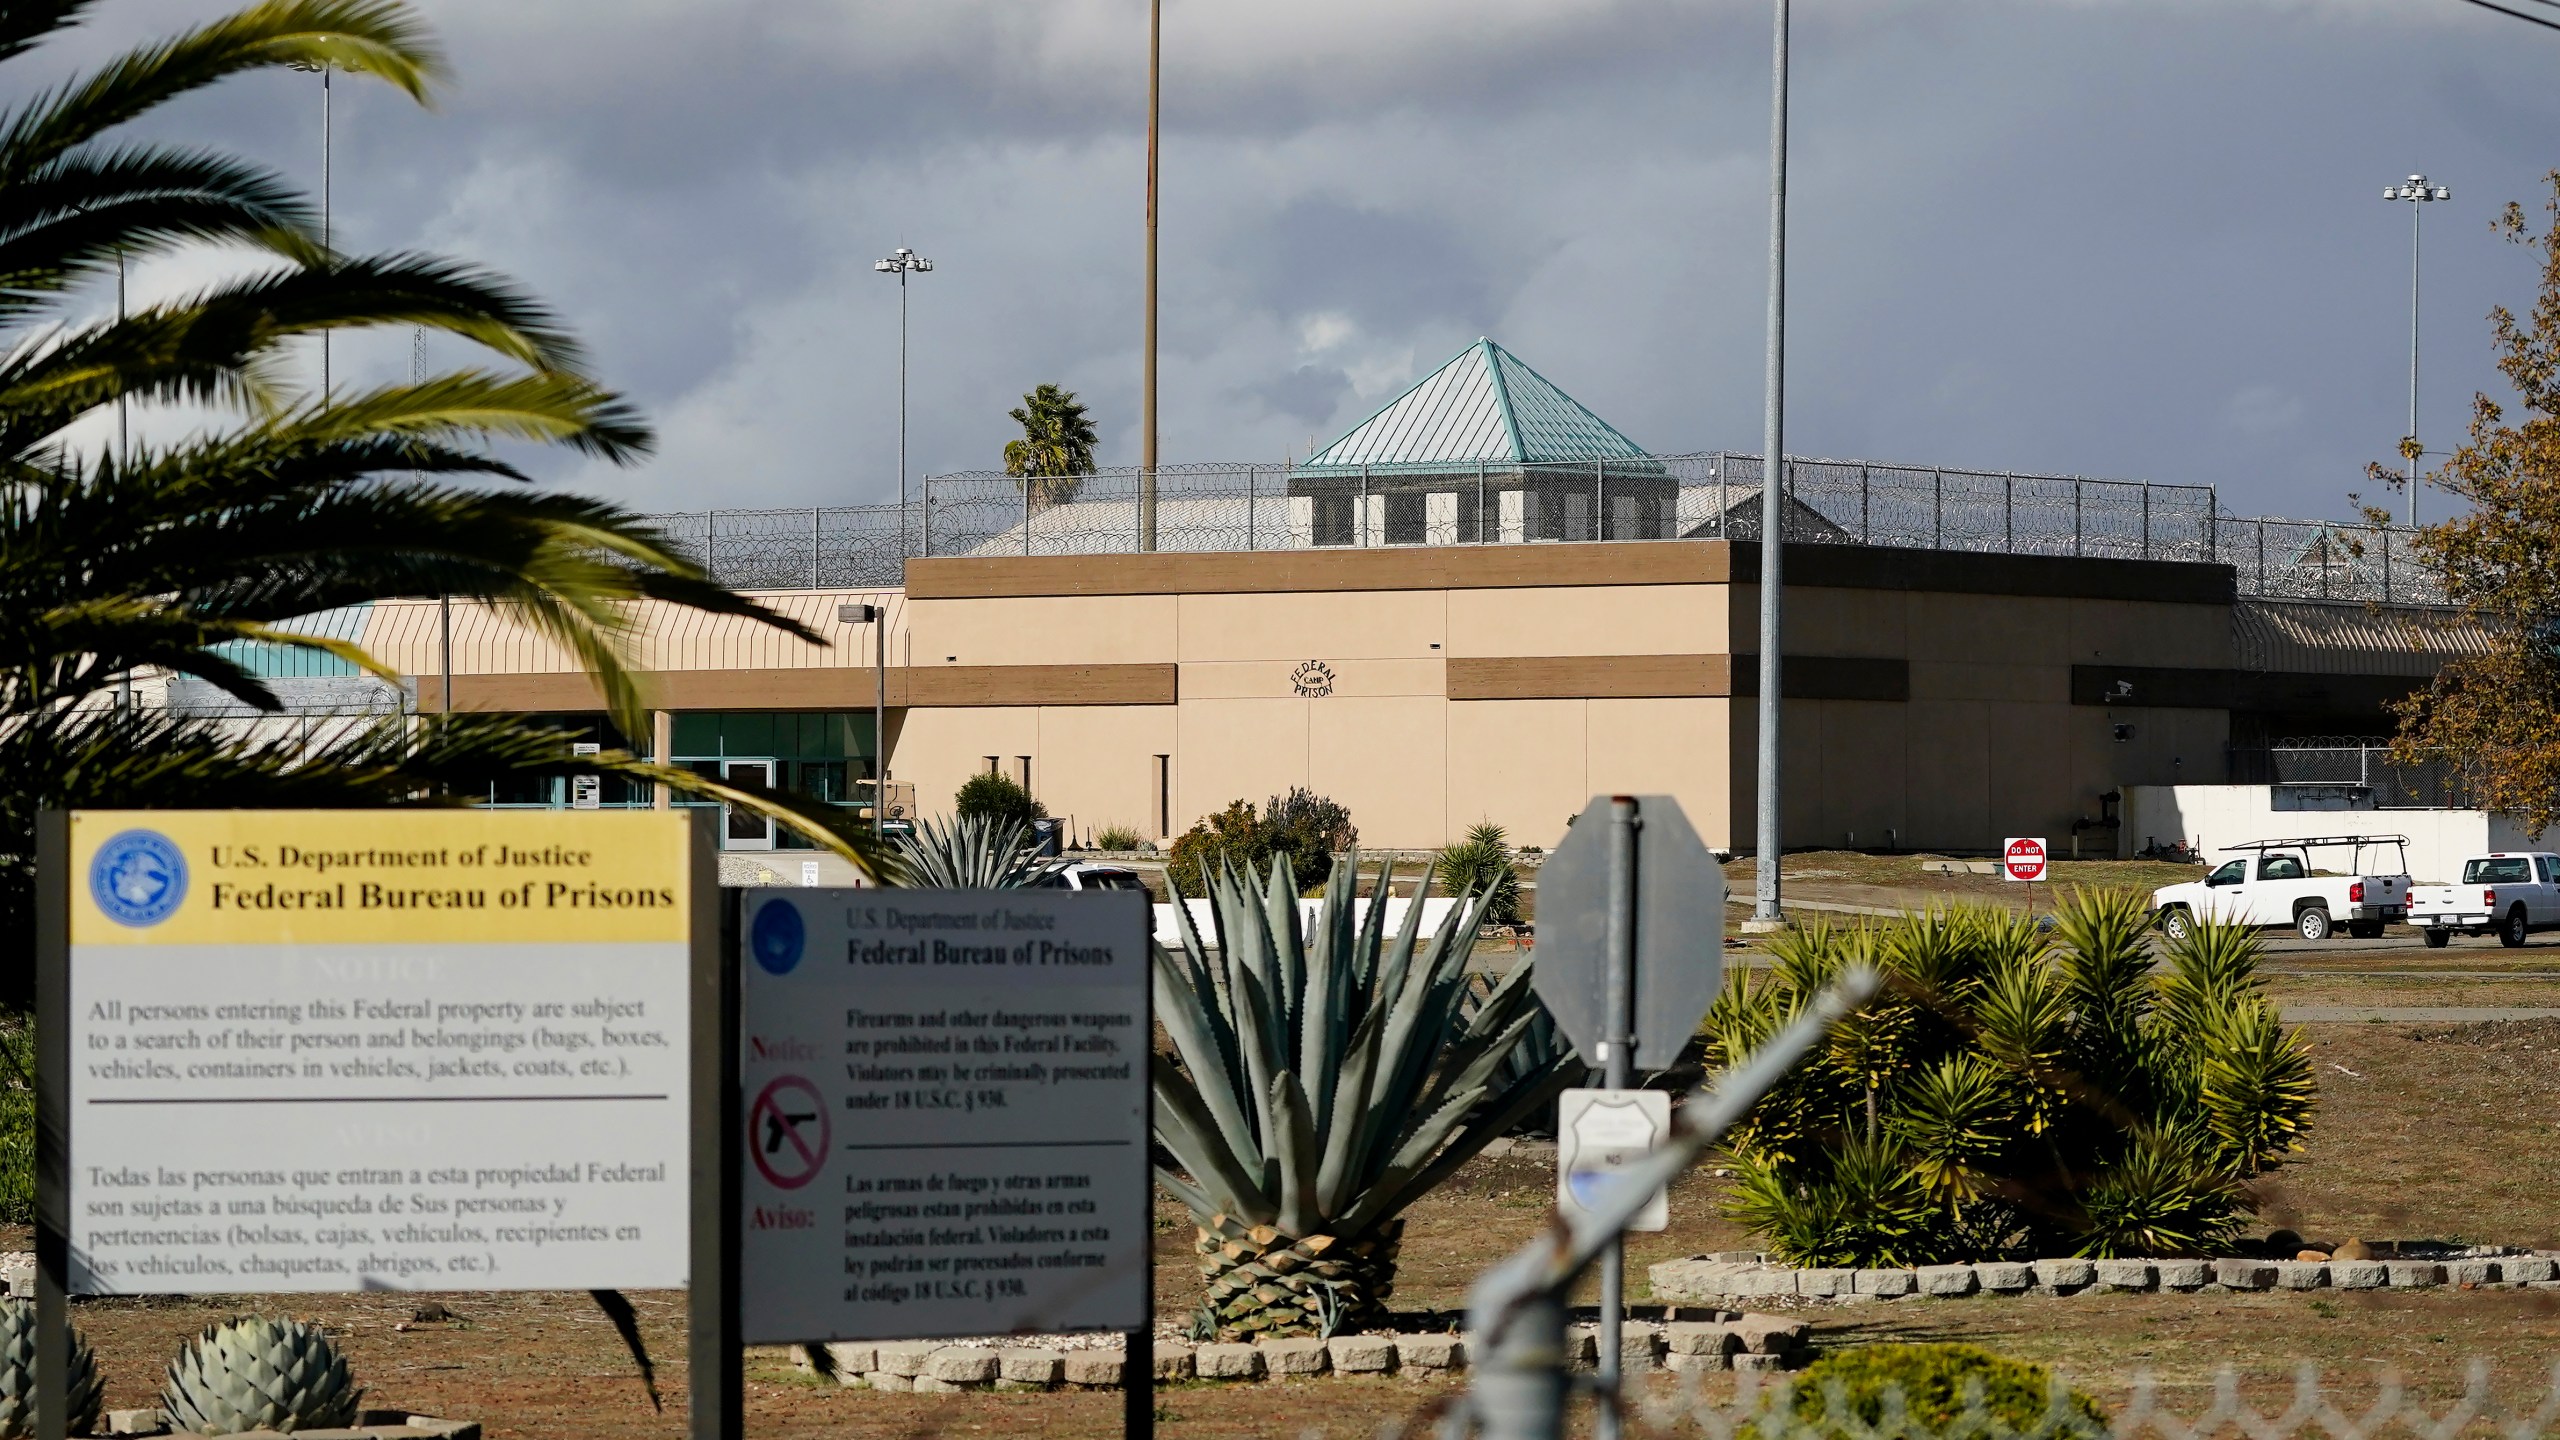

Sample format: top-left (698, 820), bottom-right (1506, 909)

top-left (1152, 853), bottom-right (1581, 1338)
top-left (161, 1315), bottom-right (359, 1434)
top-left (1433, 821), bottom-right (1522, 926)
top-left (1708, 891), bottom-right (2315, 1265)
top-left (0, 1298), bottom-right (101, 1438)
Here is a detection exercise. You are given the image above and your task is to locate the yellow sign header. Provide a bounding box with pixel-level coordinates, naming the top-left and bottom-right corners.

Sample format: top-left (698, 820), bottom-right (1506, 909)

top-left (70, 810), bottom-right (694, 945)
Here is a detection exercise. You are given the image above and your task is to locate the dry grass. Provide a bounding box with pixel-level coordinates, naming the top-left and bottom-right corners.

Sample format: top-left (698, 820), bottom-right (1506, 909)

top-left (47, 1016), bottom-right (2560, 1438)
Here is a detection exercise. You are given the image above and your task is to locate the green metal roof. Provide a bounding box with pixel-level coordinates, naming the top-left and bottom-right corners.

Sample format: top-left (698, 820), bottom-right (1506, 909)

top-left (1301, 339), bottom-right (1652, 471)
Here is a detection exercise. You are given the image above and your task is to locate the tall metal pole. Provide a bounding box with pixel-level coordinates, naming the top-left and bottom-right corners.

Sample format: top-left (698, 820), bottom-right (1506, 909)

top-left (320, 65), bottom-right (331, 399)
top-left (2387, 175), bottom-right (2446, 529)
top-left (899, 266), bottom-right (910, 555)
top-left (1749, 0), bottom-right (1791, 930)
top-left (1595, 796), bottom-right (1640, 1440)
top-left (1139, 0), bottom-right (1162, 553)
top-left (2406, 190), bottom-right (2423, 529)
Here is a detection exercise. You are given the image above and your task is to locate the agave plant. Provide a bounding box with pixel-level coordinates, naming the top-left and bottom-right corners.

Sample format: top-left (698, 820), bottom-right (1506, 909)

top-left (891, 813), bottom-right (1070, 888)
top-left (1434, 822), bottom-right (1522, 927)
top-left (161, 1315), bottom-right (360, 1434)
top-left (0, 1298), bottom-right (101, 1438)
top-left (1711, 890), bottom-right (2315, 1265)
top-left (1152, 853), bottom-right (1581, 1338)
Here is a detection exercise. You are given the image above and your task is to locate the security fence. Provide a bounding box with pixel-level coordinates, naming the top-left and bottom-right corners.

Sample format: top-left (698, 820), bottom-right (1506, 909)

top-left (2229, 736), bottom-right (2473, 809)
top-left (645, 452), bottom-right (2447, 607)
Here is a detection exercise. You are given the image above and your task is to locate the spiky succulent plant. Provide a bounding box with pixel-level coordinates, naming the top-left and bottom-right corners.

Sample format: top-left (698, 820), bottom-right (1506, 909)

top-left (0, 1298), bottom-right (102, 1438)
top-left (161, 1316), bottom-right (361, 1435)
top-left (891, 813), bottom-right (1071, 888)
top-left (1152, 852), bottom-right (1581, 1338)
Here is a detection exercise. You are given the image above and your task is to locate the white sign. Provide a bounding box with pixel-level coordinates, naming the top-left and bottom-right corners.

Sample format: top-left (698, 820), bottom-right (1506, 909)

top-left (738, 888), bottom-right (1151, 1344)
top-left (2003, 837), bottom-right (2049, 883)
top-left (1556, 1088), bottom-right (1670, 1232)
top-left (53, 811), bottom-right (700, 1295)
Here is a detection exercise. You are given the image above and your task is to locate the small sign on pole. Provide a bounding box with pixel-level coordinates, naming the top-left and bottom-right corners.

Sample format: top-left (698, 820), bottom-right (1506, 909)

top-left (2002, 837), bottom-right (2049, 883)
top-left (737, 888), bottom-right (1153, 1344)
top-left (1556, 1089), bottom-right (1669, 1232)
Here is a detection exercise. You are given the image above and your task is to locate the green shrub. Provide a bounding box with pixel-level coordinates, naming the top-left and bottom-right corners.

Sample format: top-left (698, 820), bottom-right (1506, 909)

top-left (1263, 787), bottom-right (1355, 862)
top-left (1166, 800), bottom-right (1271, 896)
top-left (1092, 823), bottom-right (1144, 852)
top-left (954, 772), bottom-right (1045, 828)
top-left (1166, 790), bottom-right (1354, 896)
top-left (1746, 1343), bottom-right (2106, 1440)
top-left (1434, 821), bottom-right (1522, 926)
top-left (1708, 892), bottom-right (2314, 1266)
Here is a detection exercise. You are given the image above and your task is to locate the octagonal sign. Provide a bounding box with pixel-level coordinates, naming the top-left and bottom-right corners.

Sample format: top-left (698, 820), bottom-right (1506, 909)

top-left (1531, 795), bottom-right (1727, 1073)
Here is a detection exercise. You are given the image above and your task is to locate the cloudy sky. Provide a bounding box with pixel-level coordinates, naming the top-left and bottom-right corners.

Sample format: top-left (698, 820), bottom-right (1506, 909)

top-left (39, 0), bottom-right (2560, 521)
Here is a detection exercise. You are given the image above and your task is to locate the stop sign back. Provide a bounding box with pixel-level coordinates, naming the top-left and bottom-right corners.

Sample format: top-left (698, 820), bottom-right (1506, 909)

top-left (2002, 836), bottom-right (2048, 882)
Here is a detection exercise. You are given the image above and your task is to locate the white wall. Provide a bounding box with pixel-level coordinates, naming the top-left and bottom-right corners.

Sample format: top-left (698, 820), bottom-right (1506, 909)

top-left (2120, 785), bottom-right (2539, 883)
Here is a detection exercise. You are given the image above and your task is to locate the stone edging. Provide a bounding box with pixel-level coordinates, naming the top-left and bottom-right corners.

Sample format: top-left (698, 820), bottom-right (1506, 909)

top-left (795, 1313), bottom-right (1813, 1393)
top-left (1650, 1251), bottom-right (2560, 1303)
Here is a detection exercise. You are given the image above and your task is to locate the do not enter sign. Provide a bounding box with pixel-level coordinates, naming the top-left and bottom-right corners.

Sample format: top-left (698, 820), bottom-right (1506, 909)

top-left (2003, 837), bottom-right (2049, 883)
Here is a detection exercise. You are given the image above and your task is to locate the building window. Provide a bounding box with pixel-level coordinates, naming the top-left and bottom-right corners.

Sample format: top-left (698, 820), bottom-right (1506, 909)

top-left (1313, 493), bottom-right (1355, 546)
top-left (983, 755), bottom-right (1000, 774)
top-left (1015, 756), bottom-right (1032, 791)
top-left (1154, 754), bottom-right (1171, 838)
top-left (1383, 490), bottom-right (1426, 545)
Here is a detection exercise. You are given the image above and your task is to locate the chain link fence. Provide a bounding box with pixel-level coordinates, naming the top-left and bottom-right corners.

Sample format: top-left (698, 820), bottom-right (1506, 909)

top-left (646, 453), bottom-right (2446, 607)
top-left (2227, 736), bottom-right (2473, 808)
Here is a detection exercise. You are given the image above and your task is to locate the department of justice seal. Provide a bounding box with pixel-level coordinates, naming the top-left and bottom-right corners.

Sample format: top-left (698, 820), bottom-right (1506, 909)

top-left (750, 896), bottom-right (806, 976)
top-left (89, 829), bottom-right (187, 927)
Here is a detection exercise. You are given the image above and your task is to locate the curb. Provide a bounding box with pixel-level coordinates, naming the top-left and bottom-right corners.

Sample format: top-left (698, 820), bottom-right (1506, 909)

top-left (1649, 1250), bottom-right (2560, 1303)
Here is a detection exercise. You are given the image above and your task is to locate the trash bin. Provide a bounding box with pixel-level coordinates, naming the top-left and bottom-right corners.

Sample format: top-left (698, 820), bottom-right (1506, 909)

top-left (1030, 818), bottom-right (1064, 858)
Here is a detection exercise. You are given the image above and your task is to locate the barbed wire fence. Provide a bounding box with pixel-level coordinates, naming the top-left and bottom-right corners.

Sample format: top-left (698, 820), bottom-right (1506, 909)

top-left (641, 453), bottom-right (2447, 608)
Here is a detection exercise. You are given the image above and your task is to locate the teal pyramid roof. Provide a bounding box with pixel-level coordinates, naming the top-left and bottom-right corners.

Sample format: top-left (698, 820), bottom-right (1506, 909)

top-left (1301, 339), bottom-right (1650, 471)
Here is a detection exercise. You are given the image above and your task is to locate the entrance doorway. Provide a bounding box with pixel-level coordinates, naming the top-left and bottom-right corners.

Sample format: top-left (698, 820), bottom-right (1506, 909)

top-left (719, 758), bottom-right (776, 849)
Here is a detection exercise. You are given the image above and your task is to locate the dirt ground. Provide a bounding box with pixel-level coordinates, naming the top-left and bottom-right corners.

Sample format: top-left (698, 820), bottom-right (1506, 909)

top-left (46, 1013), bottom-right (2560, 1439)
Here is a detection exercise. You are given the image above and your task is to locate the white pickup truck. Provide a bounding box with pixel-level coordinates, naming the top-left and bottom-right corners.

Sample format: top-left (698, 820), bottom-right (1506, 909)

top-left (2408, 853), bottom-right (2560, 948)
top-left (2150, 835), bottom-right (2413, 942)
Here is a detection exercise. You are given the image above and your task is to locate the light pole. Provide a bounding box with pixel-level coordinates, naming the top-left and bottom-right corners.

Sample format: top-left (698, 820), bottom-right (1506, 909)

top-left (1746, 0), bottom-right (1792, 933)
top-left (874, 247), bottom-right (933, 562)
top-left (1140, 0), bottom-right (1162, 553)
top-left (838, 603), bottom-right (890, 840)
top-left (290, 60), bottom-right (333, 398)
top-left (2385, 175), bottom-right (2449, 527)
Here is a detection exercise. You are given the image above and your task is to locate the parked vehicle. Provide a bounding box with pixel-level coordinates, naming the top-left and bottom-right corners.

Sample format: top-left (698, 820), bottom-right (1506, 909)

top-left (2409, 853), bottom-right (2560, 948)
top-left (2148, 835), bottom-right (2413, 941)
top-left (1029, 862), bottom-right (1151, 893)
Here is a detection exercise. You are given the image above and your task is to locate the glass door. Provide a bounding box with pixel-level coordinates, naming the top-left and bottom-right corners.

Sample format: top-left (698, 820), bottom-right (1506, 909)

top-left (723, 759), bottom-right (777, 849)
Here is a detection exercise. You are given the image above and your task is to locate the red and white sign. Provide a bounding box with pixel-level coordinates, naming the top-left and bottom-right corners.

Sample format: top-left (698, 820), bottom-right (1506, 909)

top-left (2003, 836), bottom-right (2049, 883)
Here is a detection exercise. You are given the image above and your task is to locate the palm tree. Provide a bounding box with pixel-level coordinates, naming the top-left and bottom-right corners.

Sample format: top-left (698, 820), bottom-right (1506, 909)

top-left (0, 0), bottom-right (882, 1008)
top-left (1001, 382), bottom-right (1097, 507)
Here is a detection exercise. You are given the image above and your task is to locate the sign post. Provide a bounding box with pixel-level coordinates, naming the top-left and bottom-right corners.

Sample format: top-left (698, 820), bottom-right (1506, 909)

top-left (1531, 795), bottom-right (1725, 1440)
top-left (736, 888), bottom-right (1154, 1410)
top-left (2004, 836), bottom-right (2049, 915)
top-left (37, 809), bottom-right (711, 1440)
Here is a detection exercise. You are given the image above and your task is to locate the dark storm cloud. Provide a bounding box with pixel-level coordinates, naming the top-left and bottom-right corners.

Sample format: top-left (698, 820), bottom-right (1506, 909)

top-left (34, 0), bottom-right (2560, 522)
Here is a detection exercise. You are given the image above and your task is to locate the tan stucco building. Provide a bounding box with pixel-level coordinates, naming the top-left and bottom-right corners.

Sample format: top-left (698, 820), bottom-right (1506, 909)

top-left (302, 538), bottom-right (2469, 856)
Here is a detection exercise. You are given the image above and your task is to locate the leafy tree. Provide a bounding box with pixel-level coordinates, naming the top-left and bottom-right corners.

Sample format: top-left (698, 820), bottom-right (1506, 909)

top-left (953, 771), bottom-right (1046, 828)
top-left (2374, 171), bottom-right (2560, 831)
top-left (0, 0), bottom-right (877, 1008)
top-left (1709, 892), bottom-right (2314, 1265)
top-left (1002, 382), bottom-right (1097, 506)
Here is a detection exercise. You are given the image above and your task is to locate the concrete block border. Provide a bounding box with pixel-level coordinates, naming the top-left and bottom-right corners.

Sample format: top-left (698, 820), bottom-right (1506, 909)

top-left (792, 1313), bottom-right (1813, 1394)
top-left (1650, 1249), bottom-right (2560, 1306)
